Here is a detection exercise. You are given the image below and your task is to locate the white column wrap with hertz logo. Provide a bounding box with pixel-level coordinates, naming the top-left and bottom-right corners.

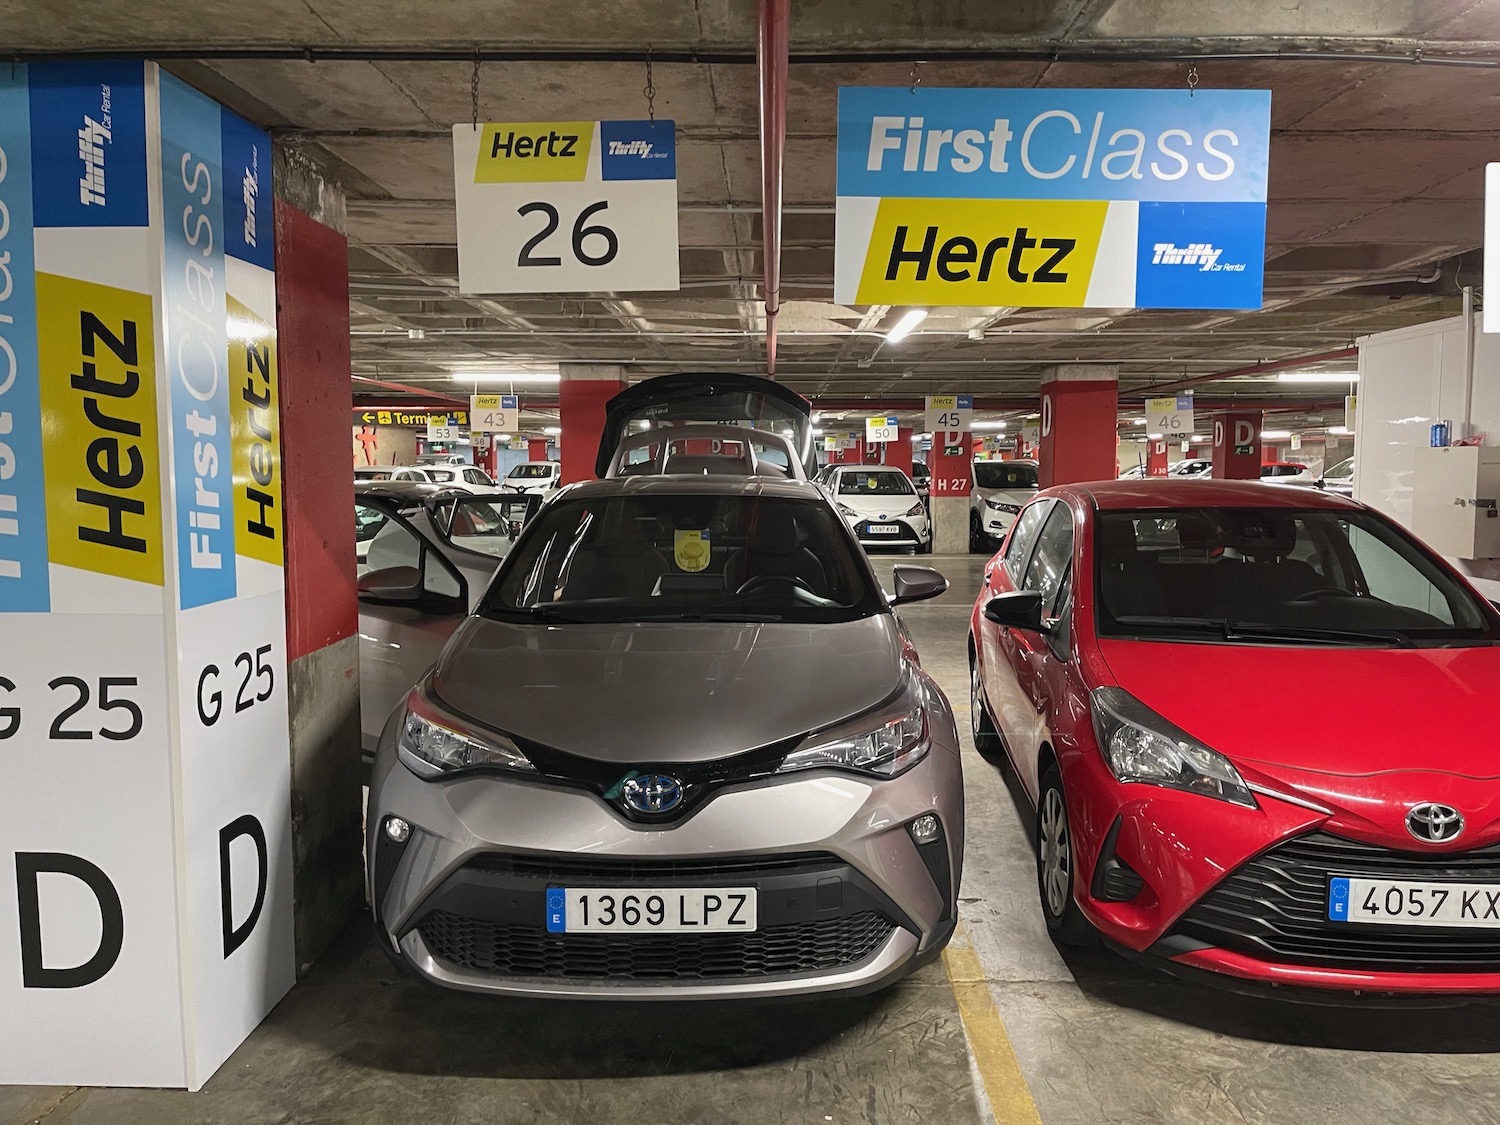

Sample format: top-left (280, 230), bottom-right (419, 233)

top-left (0, 61), bottom-right (294, 1090)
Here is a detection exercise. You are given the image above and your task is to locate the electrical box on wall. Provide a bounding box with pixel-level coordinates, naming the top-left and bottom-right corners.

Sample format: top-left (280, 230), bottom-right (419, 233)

top-left (1412, 446), bottom-right (1500, 559)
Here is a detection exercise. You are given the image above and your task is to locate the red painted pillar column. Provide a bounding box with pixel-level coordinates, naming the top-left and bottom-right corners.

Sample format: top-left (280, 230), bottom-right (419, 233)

top-left (274, 195), bottom-right (363, 970)
top-left (930, 428), bottom-right (973, 553)
top-left (559, 365), bottom-right (627, 484)
top-left (528, 438), bottom-right (548, 462)
top-left (1147, 438), bottom-right (1170, 478)
top-left (887, 427), bottom-right (914, 476)
top-left (1211, 410), bottom-right (1263, 480)
top-left (1038, 365), bottom-right (1119, 487)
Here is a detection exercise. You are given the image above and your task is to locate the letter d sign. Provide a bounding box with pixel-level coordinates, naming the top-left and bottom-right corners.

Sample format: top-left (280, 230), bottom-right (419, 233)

top-left (1041, 394), bottom-right (1053, 438)
top-left (1233, 420), bottom-right (1255, 447)
top-left (1213, 420), bottom-right (1225, 448)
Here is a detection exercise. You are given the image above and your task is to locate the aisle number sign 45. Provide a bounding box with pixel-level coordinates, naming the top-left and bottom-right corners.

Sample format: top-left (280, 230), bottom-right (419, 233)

top-left (925, 394), bottom-right (973, 432)
top-left (1145, 394), bottom-right (1194, 437)
top-left (453, 120), bottom-right (680, 294)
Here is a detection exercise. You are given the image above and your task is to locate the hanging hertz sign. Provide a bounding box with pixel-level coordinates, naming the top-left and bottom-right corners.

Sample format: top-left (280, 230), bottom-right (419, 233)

top-left (834, 87), bottom-right (1271, 310)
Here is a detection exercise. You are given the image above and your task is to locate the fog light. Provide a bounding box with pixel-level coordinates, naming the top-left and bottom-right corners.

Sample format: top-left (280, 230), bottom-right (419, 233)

top-left (384, 816), bottom-right (411, 843)
top-left (909, 813), bottom-right (941, 843)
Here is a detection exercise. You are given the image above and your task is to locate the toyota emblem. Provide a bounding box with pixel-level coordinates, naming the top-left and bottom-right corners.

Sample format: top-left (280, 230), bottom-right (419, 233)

top-left (1405, 802), bottom-right (1464, 844)
top-left (621, 774), bottom-right (685, 814)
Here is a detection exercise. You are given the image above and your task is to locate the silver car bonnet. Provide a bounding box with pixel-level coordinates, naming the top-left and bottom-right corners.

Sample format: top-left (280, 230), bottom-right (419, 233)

top-left (430, 613), bottom-right (904, 764)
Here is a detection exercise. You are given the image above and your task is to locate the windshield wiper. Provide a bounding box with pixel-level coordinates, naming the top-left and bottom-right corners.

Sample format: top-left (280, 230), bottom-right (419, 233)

top-left (1113, 615), bottom-right (1415, 648)
top-left (627, 612), bottom-right (786, 623)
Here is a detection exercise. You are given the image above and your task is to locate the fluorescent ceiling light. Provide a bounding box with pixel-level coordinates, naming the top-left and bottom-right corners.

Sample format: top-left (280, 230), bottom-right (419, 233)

top-left (543, 426), bottom-right (561, 435)
top-left (1190, 434), bottom-right (1206, 441)
top-left (1327, 425), bottom-right (1352, 435)
top-left (1147, 432), bottom-right (1164, 440)
top-left (1132, 417), bottom-right (1148, 425)
top-left (971, 421), bottom-right (1008, 430)
top-left (1276, 372), bottom-right (1358, 383)
top-left (885, 309), bottom-right (928, 343)
top-left (463, 372), bottom-right (561, 383)
top-left (1261, 429), bottom-right (1293, 439)
top-left (812, 427), bottom-right (825, 436)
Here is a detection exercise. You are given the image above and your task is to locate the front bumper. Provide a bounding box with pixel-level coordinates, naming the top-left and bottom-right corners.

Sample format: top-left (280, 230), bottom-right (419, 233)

top-left (368, 734), bottom-right (962, 999)
top-left (846, 515), bottom-right (930, 547)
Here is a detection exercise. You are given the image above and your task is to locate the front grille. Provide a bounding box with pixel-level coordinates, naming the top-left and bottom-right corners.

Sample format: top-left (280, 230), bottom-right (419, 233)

top-left (1173, 832), bottom-right (1500, 971)
top-left (419, 909), bottom-right (895, 980)
top-left (463, 851), bottom-right (837, 882)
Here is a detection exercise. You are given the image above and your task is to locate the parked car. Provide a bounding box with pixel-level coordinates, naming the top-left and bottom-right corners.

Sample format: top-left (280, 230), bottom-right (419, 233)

top-left (1170, 458), bottom-right (1213, 478)
top-left (910, 460), bottom-right (931, 500)
top-left (969, 460), bottom-right (1040, 552)
top-left (416, 452), bottom-right (469, 466)
top-left (356, 482), bottom-right (539, 753)
top-left (1117, 464), bottom-right (1147, 480)
top-left (969, 478), bottom-right (1500, 995)
top-left (1261, 461), bottom-right (1318, 486)
top-left (826, 464), bottom-right (932, 553)
top-left (501, 460), bottom-right (563, 494)
top-left (1321, 456), bottom-right (1355, 496)
top-left (366, 372), bottom-right (963, 1000)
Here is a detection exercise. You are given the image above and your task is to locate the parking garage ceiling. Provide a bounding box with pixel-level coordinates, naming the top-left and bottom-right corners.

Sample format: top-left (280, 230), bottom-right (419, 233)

top-left (6, 0), bottom-right (1500, 424)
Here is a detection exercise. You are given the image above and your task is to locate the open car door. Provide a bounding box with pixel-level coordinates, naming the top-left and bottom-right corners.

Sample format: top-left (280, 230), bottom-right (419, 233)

top-left (595, 372), bottom-right (815, 480)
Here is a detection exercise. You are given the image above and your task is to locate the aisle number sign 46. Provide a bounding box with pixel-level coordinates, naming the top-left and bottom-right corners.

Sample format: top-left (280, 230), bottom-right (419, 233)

top-left (453, 120), bottom-right (680, 294)
top-left (1145, 394), bottom-right (1194, 437)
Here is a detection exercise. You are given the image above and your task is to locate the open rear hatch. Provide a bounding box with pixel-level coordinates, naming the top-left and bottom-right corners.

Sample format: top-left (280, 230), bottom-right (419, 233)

top-left (595, 372), bottom-right (815, 480)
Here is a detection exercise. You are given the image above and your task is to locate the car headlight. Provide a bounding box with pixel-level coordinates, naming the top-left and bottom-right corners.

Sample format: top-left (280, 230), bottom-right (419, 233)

top-left (778, 680), bottom-right (930, 778)
top-left (904, 502), bottom-right (925, 517)
top-left (398, 693), bottom-right (535, 778)
top-left (985, 498), bottom-right (1020, 513)
top-left (1090, 688), bottom-right (1254, 807)
top-left (836, 502), bottom-right (859, 518)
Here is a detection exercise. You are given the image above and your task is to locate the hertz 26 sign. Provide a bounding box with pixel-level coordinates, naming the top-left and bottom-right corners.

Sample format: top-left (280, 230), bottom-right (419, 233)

top-left (834, 87), bottom-right (1270, 311)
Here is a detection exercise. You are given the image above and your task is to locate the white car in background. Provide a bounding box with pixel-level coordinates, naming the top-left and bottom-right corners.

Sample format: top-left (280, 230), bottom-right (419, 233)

top-left (1321, 456), bottom-right (1354, 496)
top-left (1261, 461), bottom-right (1319, 486)
top-left (826, 465), bottom-right (932, 552)
top-left (356, 464), bottom-right (499, 492)
top-left (969, 459), bottom-right (1039, 552)
top-left (500, 460), bottom-right (563, 494)
top-left (1170, 457), bottom-right (1213, 478)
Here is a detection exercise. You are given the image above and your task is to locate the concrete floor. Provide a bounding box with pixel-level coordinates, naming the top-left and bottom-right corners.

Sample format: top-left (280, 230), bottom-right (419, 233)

top-left (11, 552), bottom-right (1500, 1124)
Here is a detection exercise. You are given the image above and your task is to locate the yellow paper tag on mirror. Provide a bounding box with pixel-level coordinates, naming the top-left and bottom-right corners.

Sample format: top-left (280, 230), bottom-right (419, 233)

top-left (674, 529), bottom-right (711, 572)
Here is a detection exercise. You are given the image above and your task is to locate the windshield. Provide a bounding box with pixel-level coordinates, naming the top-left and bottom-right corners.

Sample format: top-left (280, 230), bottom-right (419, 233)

top-left (507, 464), bottom-right (554, 479)
top-left (426, 469), bottom-right (457, 482)
top-left (975, 462), bottom-right (1039, 490)
top-left (482, 493), bottom-right (882, 624)
top-left (443, 497), bottom-right (535, 559)
top-left (1096, 507), bottom-right (1498, 646)
top-left (837, 470), bottom-right (913, 496)
top-left (355, 468), bottom-right (393, 480)
top-left (1325, 457), bottom-right (1354, 478)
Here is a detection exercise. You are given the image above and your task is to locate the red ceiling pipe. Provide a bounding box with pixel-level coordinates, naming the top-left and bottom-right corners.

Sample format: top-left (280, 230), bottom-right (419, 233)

top-left (352, 374), bottom-right (470, 406)
top-left (1135, 347), bottom-right (1358, 396)
top-left (757, 0), bottom-right (790, 378)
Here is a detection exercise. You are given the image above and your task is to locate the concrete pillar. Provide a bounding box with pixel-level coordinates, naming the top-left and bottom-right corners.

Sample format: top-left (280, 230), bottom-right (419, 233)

top-left (1211, 410), bottom-right (1263, 480)
top-left (1147, 438), bottom-right (1170, 478)
top-left (887, 427), bottom-right (914, 476)
top-left (529, 437), bottom-right (549, 462)
top-left (559, 364), bottom-right (626, 484)
top-left (930, 429), bottom-right (972, 554)
top-left (273, 149), bottom-right (363, 974)
top-left (1039, 364), bottom-right (1119, 487)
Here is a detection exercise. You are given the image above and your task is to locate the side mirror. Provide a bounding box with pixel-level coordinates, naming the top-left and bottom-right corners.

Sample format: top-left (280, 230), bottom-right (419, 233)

top-left (890, 565), bottom-right (948, 606)
top-left (983, 590), bottom-right (1045, 631)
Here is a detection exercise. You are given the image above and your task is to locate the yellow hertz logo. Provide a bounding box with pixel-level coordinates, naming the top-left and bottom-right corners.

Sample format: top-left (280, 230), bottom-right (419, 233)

top-left (474, 122), bottom-right (593, 183)
top-left (36, 274), bottom-right (164, 586)
top-left (229, 297), bottom-right (283, 567)
top-left (856, 198), bottom-right (1108, 305)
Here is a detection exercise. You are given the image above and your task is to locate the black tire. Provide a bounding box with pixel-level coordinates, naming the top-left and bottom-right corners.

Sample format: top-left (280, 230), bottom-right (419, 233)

top-left (918, 533), bottom-right (933, 555)
top-left (1036, 763), bottom-right (1098, 947)
top-left (969, 658), bottom-right (1007, 765)
top-left (968, 512), bottom-right (986, 554)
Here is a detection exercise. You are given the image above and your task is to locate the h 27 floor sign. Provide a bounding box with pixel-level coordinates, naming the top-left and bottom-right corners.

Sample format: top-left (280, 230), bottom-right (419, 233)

top-left (835, 87), bottom-right (1269, 311)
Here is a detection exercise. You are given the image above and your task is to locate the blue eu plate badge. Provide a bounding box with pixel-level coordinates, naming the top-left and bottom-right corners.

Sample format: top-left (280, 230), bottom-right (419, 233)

top-left (546, 887), bottom-right (566, 933)
top-left (1327, 876), bottom-right (1351, 921)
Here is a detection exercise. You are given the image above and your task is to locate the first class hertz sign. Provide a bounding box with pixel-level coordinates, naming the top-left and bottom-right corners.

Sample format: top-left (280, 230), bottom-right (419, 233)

top-left (834, 87), bottom-right (1270, 311)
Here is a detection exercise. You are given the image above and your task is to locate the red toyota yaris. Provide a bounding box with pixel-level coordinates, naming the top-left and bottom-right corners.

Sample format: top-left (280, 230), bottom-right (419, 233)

top-left (969, 479), bottom-right (1500, 994)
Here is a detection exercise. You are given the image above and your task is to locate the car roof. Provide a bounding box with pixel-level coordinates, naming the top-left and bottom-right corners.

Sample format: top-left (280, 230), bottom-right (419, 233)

top-left (1063, 478), bottom-right (1362, 512)
top-left (554, 475), bottom-right (826, 502)
top-left (833, 464), bottom-right (906, 474)
top-left (354, 480), bottom-right (467, 501)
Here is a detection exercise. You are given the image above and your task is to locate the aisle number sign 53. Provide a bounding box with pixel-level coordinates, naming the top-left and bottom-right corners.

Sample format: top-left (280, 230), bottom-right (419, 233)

top-left (453, 120), bottom-right (680, 294)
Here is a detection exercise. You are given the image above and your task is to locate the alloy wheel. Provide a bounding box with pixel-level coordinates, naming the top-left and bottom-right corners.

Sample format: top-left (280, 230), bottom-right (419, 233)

top-left (1039, 787), bottom-right (1072, 920)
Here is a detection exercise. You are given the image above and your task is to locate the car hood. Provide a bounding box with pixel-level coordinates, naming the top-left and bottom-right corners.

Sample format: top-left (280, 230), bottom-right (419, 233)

top-left (1098, 639), bottom-right (1500, 780)
top-left (836, 491), bottom-right (918, 516)
top-left (432, 614), bottom-right (904, 763)
top-left (973, 486), bottom-right (1036, 505)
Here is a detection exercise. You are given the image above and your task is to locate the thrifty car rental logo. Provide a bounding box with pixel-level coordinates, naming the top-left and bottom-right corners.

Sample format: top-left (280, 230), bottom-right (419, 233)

top-left (77, 84), bottom-right (114, 205)
top-left (1151, 242), bottom-right (1246, 272)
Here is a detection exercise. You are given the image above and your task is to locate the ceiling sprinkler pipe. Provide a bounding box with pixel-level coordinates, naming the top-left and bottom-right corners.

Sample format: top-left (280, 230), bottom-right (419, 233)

top-left (757, 0), bottom-right (790, 377)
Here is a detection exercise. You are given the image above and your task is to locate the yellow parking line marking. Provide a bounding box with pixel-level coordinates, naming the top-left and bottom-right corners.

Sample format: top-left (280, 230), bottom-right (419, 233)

top-left (942, 920), bottom-right (1045, 1125)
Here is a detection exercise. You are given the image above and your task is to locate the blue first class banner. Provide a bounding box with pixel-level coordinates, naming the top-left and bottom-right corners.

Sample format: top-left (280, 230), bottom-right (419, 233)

top-left (838, 87), bottom-right (1271, 203)
top-left (0, 68), bottom-right (49, 611)
top-left (160, 73), bottom-right (234, 608)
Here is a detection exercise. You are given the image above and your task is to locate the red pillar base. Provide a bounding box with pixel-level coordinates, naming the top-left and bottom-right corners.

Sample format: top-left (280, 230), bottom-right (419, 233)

top-left (1147, 438), bottom-right (1169, 478)
top-left (528, 438), bottom-right (549, 462)
top-left (560, 376), bottom-right (626, 484)
top-left (1039, 375), bottom-right (1119, 487)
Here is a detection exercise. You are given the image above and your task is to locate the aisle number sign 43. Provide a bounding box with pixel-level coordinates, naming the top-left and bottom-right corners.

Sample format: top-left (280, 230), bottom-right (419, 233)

top-left (453, 120), bottom-right (680, 294)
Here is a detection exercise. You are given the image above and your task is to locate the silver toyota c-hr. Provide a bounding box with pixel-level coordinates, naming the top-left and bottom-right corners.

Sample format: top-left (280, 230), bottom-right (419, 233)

top-left (365, 374), bottom-right (963, 999)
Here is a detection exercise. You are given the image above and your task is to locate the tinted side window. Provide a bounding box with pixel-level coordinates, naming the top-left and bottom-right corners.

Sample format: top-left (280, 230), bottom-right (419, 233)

top-left (1003, 500), bottom-right (1051, 582)
top-left (1023, 502), bottom-right (1073, 610)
